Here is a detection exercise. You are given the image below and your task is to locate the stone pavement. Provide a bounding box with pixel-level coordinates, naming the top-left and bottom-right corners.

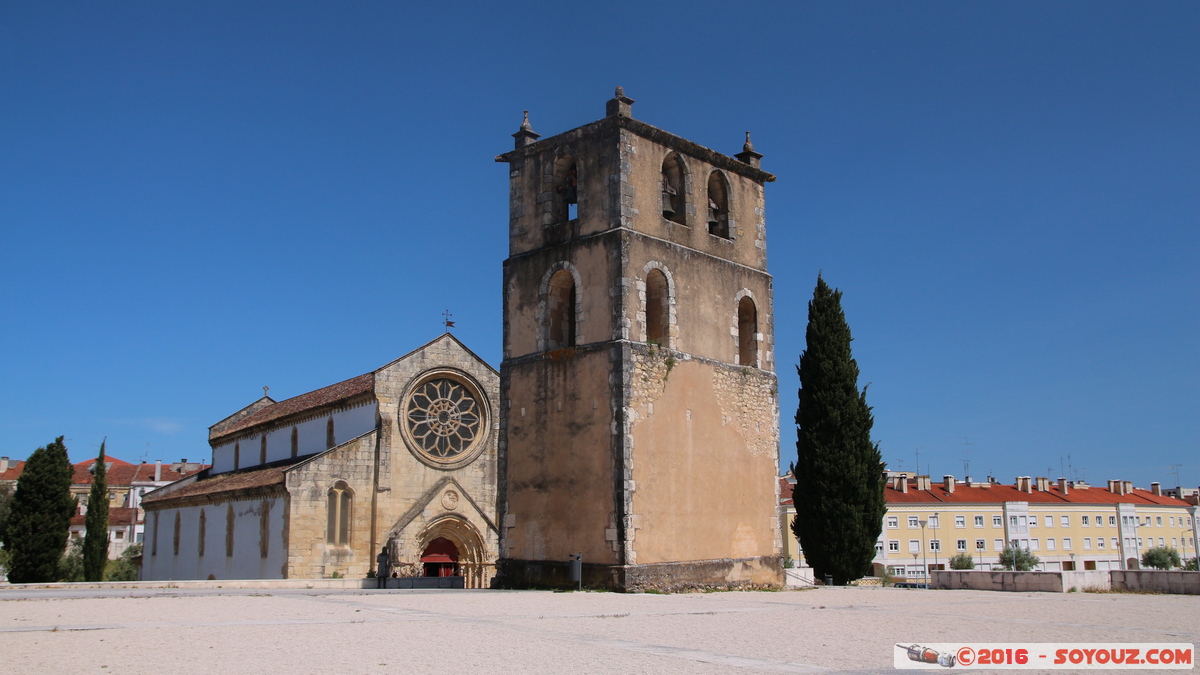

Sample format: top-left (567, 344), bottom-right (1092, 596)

top-left (0, 586), bottom-right (1196, 673)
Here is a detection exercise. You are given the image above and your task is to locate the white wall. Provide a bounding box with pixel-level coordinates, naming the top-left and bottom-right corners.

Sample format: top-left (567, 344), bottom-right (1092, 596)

top-left (142, 497), bottom-right (287, 581)
top-left (209, 401), bottom-right (377, 475)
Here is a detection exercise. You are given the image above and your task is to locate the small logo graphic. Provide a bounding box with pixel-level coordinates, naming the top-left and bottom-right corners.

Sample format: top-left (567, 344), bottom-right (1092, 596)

top-left (900, 644), bottom-right (957, 668)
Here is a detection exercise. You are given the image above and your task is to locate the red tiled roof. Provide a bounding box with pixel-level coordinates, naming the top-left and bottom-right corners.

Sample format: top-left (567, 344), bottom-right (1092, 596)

top-left (70, 507), bottom-right (141, 527)
top-left (211, 372), bottom-right (375, 441)
top-left (142, 464), bottom-right (290, 507)
top-left (779, 477), bottom-right (794, 505)
top-left (2, 458), bottom-right (206, 486)
top-left (0, 460), bottom-right (25, 482)
top-left (882, 479), bottom-right (1194, 507)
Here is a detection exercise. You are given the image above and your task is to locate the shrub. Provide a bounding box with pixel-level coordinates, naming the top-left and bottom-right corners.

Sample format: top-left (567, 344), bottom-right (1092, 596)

top-left (1141, 547), bottom-right (1182, 570)
top-left (998, 545), bottom-right (1040, 571)
top-left (1184, 557), bottom-right (1198, 572)
top-left (948, 553), bottom-right (975, 570)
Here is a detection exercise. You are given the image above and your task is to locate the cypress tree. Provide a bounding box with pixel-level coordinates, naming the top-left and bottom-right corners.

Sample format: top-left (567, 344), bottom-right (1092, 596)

top-left (83, 440), bottom-right (110, 581)
top-left (791, 276), bottom-right (886, 585)
top-left (3, 437), bottom-right (76, 583)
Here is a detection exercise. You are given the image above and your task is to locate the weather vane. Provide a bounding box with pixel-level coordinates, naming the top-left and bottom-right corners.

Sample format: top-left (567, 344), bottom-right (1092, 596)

top-left (442, 310), bottom-right (455, 329)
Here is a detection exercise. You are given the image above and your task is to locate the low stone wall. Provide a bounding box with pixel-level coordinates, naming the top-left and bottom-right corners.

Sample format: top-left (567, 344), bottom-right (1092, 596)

top-left (933, 570), bottom-right (1067, 593)
top-left (0, 578), bottom-right (380, 591)
top-left (933, 570), bottom-right (1200, 594)
top-left (1111, 570), bottom-right (1200, 595)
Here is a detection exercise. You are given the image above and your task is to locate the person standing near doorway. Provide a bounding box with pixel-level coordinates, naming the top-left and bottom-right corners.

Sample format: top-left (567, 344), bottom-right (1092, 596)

top-left (376, 547), bottom-right (390, 589)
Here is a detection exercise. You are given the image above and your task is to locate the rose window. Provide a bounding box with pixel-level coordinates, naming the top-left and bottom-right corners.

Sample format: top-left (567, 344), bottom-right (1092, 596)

top-left (405, 379), bottom-right (481, 459)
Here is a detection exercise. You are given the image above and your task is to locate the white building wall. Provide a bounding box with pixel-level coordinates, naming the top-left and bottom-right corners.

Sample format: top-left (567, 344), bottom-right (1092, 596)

top-left (209, 402), bottom-right (377, 475)
top-left (142, 497), bottom-right (287, 581)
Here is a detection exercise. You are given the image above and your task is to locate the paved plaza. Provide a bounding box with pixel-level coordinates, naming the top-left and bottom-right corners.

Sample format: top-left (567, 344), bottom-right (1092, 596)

top-left (1, 585), bottom-right (1197, 673)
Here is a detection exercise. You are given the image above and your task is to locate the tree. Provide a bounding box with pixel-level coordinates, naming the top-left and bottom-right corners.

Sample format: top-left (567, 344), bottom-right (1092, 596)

top-left (0, 482), bottom-right (13, 541)
top-left (1184, 557), bottom-right (1198, 572)
top-left (791, 275), bottom-right (886, 585)
top-left (1141, 546), bottom-right (1181, 570)
top-left (998, 545), bottom-right (1040, 571)
top-left (949, 553), bottom-right (975, 570)
top-left (2, 437), bottom-right (76, 583)
top-left (105, 543), bottom-right (141, 581)
top-left (83, 440), bottom-right (110, 581)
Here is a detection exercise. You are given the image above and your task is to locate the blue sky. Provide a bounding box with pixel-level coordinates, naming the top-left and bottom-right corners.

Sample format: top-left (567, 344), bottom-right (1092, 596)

top-left (2, 2), bottom-right (1196, 488)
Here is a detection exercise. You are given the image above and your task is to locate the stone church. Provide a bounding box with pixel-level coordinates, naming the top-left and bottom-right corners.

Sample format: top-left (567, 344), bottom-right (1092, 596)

top-left (143, 89), bottom-right (782, 590)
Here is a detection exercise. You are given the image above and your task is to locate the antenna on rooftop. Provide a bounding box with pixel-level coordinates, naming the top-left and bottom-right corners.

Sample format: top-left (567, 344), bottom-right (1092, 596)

top-left (914, 447), bottom-right (922, 475)
top-left (960, 436), bottom-right (971, 476)
top-left (1168, 464), bottom-right (1182, 487)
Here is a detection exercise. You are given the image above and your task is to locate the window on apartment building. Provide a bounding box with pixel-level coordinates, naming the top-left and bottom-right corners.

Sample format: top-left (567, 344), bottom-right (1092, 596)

top-left (875, 540), bottom-right (884, 554)
top-left (993, 516), bottom-right (1002, 527)
top-left (1063, 537), bottom-right (1072, 550)
top-left (955, 515), bottom-right (965, 528)
top-left (1047, 538), bottom-right (1056, 550)
top-left (993, 539), bottom-right (1004, 551)
top-left (974, 515), bottom-right (984, 527)
top-left (887, 516), bottom-right (898, 529)
top-left (908, 516), bottom-right (919, 528)
top-left (1111, 538), bottom-right (1118, 549)
top-left (1156, 517), bottom-right (1162, 527)
top-left (1030, 539), bottom-right (1039, 550)
top-left (930, 540), bottom-right (941, 552)
top-left (1045, 515), bottom-right (1053, 527)
top-left (1028, 516), bottom-right (1036, 527)
top-left (1172, 538), bottom-right (1177, 548)
top-left (956, 539), bottom-right (967, 551)
top-left (975, 539), bottom-right (985, 551)
top-left (1082, 515), bottom-right (1090, 526)
top-left (1170, 517), bottom-right (1175, 527)
top-left (1109, 516), bottom-right (1116, 526)
top-left (889, 566), bottom-right (906, 576)
top-left (1061, 515), bottom-right (1070, 527)
top-left (1095, 515), bottom-right (1104, 527)
top-left (909, 540), bottom-right (920, 553)
top-left (1137, 538), bottom-right (1143, 547)
top-left (930, 515), bottom-right (940, 528)
top-left (1158, 537), bottom-right (1164, 547)
top-left (1083, 538), bottom-right (1092, 550)
top-left (1097, 537), bottom-right (1105, 549)
top-left (1010, 516), bottom-right (1018, 528)
top-left (889, 541), bottom-right (900, 552)
top-left (115, 531), bottom-right (124, 540)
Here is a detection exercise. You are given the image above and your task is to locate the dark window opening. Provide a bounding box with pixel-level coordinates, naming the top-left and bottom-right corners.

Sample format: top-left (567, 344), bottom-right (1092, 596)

top-left (661, 154), bottom-right (686, 225)
top-left (738, 296), bottom-right (758, 367)
top-left (326, 418), bottom-right (335, 449)
top-left (290, 426), bottom-right (298, 458)
top-left (547, 269), bottom-right (576, 349)
top-left (707, 172), bottom-right (731, 238)
top-left (553, 155), bottom-right (578, 224)
top-left (646, 269), bottom-right (669, 344)
top-left (259, 435), bottom-right (267, 465)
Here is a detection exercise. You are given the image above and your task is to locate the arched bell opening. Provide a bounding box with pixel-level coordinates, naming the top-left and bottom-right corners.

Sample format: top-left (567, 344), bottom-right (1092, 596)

top-left (552, 154), bottom-right (578, 222)
top-left (660, 153), bottom-right (686, 225)
top-left (706, 171), bottom-right (731, 239)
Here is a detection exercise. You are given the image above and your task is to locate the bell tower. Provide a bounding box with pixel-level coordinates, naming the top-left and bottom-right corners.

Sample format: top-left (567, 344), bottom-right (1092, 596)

top-left (496, 89), bottom-right (782, 590)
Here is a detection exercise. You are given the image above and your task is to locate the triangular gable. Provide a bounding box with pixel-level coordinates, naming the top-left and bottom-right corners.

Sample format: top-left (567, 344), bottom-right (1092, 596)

top-left (384, 475), bottom-right (498, 538)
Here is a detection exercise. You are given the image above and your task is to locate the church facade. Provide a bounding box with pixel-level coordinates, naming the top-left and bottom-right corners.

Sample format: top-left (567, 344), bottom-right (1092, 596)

top-left (141, 335), bottom-right (501, 587)
top-left (142, 90), bottom-right (782, 590)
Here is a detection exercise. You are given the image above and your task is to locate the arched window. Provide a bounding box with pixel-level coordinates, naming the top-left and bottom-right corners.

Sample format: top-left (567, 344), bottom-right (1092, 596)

top-left (259, 499), bottom-right (271, 558)
top-left (233, 441), bottom-right (240, 470)
top-left (198, 509), bottom-right (206, 557)
top-left (259, 435), bottom-right (267, 465)
top-left (225, 505), bottom-right (235, 557)
top-left (327, 481), bottom-right (352, 546)
top-left (738, 296), bottom-right (758, 367)
top-left (645, 269), bottom-right (669, 344)
top-left (553, 154), bottom-right (578, 222)
top-left (707, 171), bottom-right (731, 239)
top-left (290, 426), bottom-right (298, 458)
top-left (151, 512), bottom-right (159, 556)
top-left (326, 418), bottom-right (335, 449)
top-left (546, 269), bottom-right (576, 349)
top-left (661, 154), bottom-right (686, 225)
top-left (173, 512), bottom-right (181, 555)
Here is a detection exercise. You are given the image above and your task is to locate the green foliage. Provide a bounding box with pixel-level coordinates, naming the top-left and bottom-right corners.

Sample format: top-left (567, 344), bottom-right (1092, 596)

top-left (1183, 557), bottom-right (1198, 572)
top-left (1141, 546), bottom-right (1181, 570)
top-left (104, 543), bottom-right (141, 581)
top-left (60, 537), bottom-right (85, 582)
top-left (3, 437), bottom-right (77, 583)
top-left (791, 276), bottom-right (886, 586)
top-left (998, 545), bottom-right (1040, 571)
top-left (949, 552), bottom-right (975, 570)
top-left (0, 482), bottom-right (13, 541)
top-left (84, 441), bottom-right (110, 581)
